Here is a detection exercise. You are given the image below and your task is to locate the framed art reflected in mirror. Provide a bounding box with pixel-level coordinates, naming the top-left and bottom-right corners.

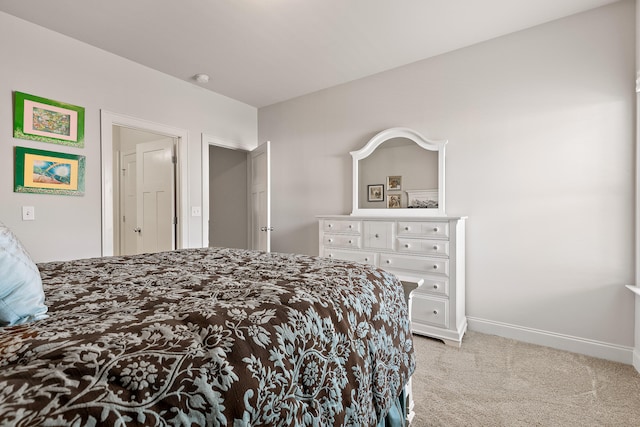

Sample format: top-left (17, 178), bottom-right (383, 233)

top-left (367, 184), bottom-right (384, 202)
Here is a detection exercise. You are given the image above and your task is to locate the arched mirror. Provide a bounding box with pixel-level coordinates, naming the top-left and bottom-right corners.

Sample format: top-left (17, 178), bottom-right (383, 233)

top-left (351, 127), bottom-right (446, 217)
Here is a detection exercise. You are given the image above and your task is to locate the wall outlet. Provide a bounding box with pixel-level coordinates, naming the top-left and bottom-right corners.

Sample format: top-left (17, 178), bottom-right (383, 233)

top-left (22, 206), bottom-right (35, 221)
top-left (191, 206), bottom-right (202, 217)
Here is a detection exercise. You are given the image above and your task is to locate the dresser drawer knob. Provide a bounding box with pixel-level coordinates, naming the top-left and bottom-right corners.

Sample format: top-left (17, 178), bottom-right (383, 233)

top-left (386, 260), bottom-right (391, 264)
top-left (433, 310), bottom-right (439, 315)
top-left (328, 224), bottom-right (333, 228)
top-left (364, 257), bottom-right (369, 262)
top-left (433, 227), bottom-right (439, 232)
top-left (348, 224), bottom-right (353, 229)
top-left (433, 245), bottom-right (439, 251)
top-left (328, 238), bottom-right (333, 243)
top-left (404, 226), bottom-right (409, 231)
top-left (404, 244), bottom-right (410, 248)
top-left (375, 234), bottom-right (380, 238)
top-left (432, 265), bottom-right (439, 270)
top-left (433, 284), bottom-right (439, 289)
top-left (329, 254), bottom-right (333, 258)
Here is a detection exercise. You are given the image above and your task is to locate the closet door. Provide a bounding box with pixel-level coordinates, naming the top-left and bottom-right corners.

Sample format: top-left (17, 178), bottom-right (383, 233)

top-left (135, 139), bottom-right (176, 254)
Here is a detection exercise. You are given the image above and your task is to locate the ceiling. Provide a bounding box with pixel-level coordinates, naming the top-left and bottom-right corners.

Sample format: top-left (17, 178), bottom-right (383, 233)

top-left (0, 0), bottom-right (621, 108)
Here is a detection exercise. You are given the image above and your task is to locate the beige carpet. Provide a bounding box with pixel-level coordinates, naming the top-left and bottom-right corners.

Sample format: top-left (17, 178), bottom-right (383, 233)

top-left (410, 331), bottom-right (640, 426)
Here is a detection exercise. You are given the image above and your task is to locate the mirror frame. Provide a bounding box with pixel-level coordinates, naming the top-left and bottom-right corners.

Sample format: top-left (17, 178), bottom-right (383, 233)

top-left (350, 127), bottom-right (447, 217)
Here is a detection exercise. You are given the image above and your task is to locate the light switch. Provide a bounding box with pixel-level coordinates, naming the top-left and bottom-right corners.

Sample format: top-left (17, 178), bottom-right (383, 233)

top-left (191, 206), bottom-right (202, 217)
top-left (22, 206), bottom-right (35, 221)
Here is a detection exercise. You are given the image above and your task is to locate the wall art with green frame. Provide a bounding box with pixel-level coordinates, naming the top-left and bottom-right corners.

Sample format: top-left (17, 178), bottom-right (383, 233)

top-left (13, 91), bottom-right (85, 148)
top-left (14, 146), bottom-right (85, 196)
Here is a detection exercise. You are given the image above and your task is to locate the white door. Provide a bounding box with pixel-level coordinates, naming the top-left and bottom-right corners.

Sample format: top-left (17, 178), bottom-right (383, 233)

top-left (119, 151), bottom-right (137, 255)
top-left (136, 139), bottom-right (176, 254)
top-left (249, 141), bottom-right (271, 252)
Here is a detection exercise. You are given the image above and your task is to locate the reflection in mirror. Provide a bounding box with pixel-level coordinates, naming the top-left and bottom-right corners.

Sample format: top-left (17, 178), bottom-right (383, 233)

top-left (359, 138), bottom-right (438, 209)
top-left (350, 127), bottom-right (447, 217)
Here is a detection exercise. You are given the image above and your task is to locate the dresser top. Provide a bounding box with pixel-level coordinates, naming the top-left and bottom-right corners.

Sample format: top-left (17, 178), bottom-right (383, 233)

top-left (317, 214), bottom-right (467, 221)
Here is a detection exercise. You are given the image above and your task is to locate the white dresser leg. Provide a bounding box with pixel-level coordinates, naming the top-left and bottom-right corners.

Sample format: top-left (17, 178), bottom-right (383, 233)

top-left (405, 377), bottom-right (415, 425)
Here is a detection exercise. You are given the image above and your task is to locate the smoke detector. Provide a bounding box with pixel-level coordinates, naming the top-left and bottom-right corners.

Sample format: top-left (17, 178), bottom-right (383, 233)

top-left (194, 73), bottom-right (210, 84)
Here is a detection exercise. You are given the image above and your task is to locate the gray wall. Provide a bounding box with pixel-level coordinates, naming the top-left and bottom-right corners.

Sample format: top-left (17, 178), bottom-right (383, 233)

top-left (0, 11), bottom-right (257, 262)
top-left (259, 2), bottom-right (636, 351)
top-left (209, 146), bottom-right (248, 249)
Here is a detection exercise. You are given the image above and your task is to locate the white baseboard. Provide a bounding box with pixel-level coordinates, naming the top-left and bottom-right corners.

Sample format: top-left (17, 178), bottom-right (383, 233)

top-left (467, 316), bottom-right (634, 365)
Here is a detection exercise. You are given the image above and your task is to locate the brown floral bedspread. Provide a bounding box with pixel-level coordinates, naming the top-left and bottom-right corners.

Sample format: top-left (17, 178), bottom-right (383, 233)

top-left (0, 247), bottom-right (414, 426)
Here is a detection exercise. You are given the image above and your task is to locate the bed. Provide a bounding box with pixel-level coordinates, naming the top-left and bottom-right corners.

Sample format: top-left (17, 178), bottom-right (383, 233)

top-left (0, 245), bottom-right (415, 426)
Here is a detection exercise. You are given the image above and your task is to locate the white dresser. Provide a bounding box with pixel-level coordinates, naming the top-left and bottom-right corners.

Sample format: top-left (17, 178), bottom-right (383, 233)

top-left (318, 215), bottom-right (466, 347)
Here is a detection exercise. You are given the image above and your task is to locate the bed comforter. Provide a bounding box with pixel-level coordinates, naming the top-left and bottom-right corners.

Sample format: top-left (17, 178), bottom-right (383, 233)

top-left (0, 247), bottom-right (414, 426)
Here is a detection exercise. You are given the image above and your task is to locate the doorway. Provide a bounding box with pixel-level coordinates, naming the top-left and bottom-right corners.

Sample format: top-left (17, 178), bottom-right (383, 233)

top-left (100, 111), bottom-right (189, 256)
top-left (114, 127), bottom-right (176, 255)
top-left (201, 134), bottom-right (271, 252)
top-left (208, 145), bottom-right (248, 249)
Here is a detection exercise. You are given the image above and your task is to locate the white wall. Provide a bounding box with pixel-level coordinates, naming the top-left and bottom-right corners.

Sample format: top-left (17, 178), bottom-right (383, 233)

top-left (259, 1), bottom-right (636, 360)
top-left (0, 12), bottom-right (257, 262)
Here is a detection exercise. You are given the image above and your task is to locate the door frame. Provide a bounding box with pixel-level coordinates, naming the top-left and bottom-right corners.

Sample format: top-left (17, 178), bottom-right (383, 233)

top-left (201, 133), bottom-right (255, 248)
top-left (101, 110), bottom-right (188, 256)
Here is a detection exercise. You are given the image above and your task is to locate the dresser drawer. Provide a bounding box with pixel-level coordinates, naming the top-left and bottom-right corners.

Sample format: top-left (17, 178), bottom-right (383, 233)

top-left (379, 253), bottom-right (449, 277)
top-left (363, 221), bottom-right (394, 250)
top-left (323, 220), bottom-right (361, 233)
top-left (397, 237), bottom-right (450, 256)
top-left (411, 295), bottom-right (449, 328)
top-left (397, 221), bottom-right (449, 238)
top-left (325, 249), bottom-right (376, 266)
top-left (412, 276), bottom-right (449, 297)
top-left (323, 234), bottom-right (361, 249)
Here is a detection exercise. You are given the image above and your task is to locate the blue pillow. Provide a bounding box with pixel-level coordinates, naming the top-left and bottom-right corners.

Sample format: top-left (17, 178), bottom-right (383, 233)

top-left (0, 222), bottom-right (48, 326)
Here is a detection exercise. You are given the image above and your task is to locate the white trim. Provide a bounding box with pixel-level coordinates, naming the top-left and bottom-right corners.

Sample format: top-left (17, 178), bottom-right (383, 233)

top-left (201, 138), bottom-right (209, 248)
top-left (201, 133), bottom-right (256, 247)
top-left (634, 73), bottom-right (640, 373)
top-left (202, 133), bottom-right (254, 152)
top-left (634, 348), bottom-right (640, 373)
top-left (626, 284), bottom-right (640, 296)
top-left (100, 110), bottom-right (189, 255)
top-left (467, 316), bottom-right (633, 365)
